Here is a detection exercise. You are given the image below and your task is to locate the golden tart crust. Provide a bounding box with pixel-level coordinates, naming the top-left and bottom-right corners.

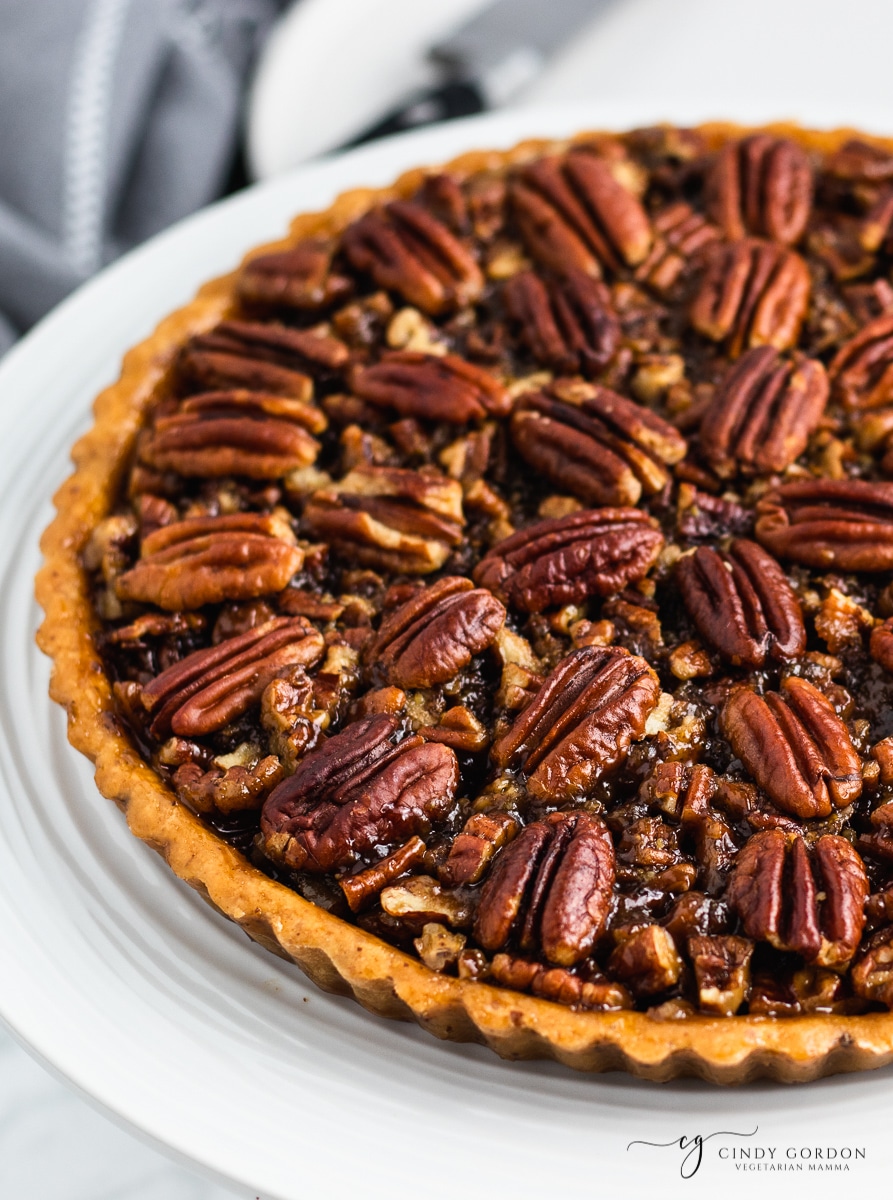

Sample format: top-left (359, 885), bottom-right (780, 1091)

top-left (36, 122), bottom-right (893, 1083)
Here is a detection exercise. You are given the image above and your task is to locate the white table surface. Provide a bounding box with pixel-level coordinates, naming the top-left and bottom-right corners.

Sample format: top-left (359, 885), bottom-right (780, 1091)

top-left (13, 1), bottom-right (893, 1197)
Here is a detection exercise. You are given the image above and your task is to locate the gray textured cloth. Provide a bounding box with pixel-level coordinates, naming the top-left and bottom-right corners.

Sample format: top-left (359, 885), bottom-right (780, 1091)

top-left (0, 0), bottom-right (286, 354)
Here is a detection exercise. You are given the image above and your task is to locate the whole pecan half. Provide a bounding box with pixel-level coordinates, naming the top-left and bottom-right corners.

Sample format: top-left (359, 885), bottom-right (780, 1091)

top-left (237, 239), bottom-right (351, 311)
top-left (690, 238), bottom-right (811, 357)
top-left (511, 150), bottom-right (652, 277)
top-left (706, 135), bottom-right (813, 245)
top-left (369, 576), bottom-right (505, 688)
top-left (140, 616), bottom-right (324, 738)
top-left (116, 513), bottom-right (303, 611)
top-left (260, 713), bottom-right (459, 872)
top-left (699, 347), bottom-right (829, 476)
top-left (676, 539), bottom-right (806, 668)
top-left (303, 464), bottom-right (465, 574)
top-left (502, 269), bottom-right (620, 376)
top-left (474, 811), bottom-right (615, 967)
top-left (721, 677), bottom-right (863, 819)
top-left (474, 508), bottom-right (663, 613)
top-left (178, 319), bottom-right (348, 399)
top-left (726, 829), bottom-right (868, 968)
top-left (634, 201), bottom-right (721, 294)
top-left (491, 645), bottom-right (661, 799)
top-left (828, 313), bottom-right (893, 409)
top-left (342, 200), bottom-right (484, 315)
top-left (350, 351), bottom-right (509, 423)
top-left (139, 391), bottom-right (325, 479)
top-left (510, 383), bottom-right (687, 506)
top-left (755, 479), bottom-right (893, 571)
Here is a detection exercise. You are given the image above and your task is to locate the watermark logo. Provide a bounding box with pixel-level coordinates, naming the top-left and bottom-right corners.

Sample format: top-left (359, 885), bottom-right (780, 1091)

top-left (627, 1128), bottom-right (867, 1179)
top-left (627, 1128), bottom-right (759, 1179)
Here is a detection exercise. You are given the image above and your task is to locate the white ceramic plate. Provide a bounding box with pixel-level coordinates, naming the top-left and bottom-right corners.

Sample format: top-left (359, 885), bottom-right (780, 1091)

top-left (3, 108), bottom-right (893, 1200)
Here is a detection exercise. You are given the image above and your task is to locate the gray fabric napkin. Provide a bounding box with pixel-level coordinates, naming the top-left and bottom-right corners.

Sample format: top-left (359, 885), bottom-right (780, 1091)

top-left (0, 0), bottom-right (286, 355)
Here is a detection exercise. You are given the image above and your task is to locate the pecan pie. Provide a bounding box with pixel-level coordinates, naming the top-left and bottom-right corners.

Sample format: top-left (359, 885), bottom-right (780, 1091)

top-left (38, 122), bottom-right (893, 1083)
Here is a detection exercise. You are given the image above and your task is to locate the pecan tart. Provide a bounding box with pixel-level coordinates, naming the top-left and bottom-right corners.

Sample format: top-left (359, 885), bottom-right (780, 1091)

top-left (37, 122), bottom-right (893, 1083)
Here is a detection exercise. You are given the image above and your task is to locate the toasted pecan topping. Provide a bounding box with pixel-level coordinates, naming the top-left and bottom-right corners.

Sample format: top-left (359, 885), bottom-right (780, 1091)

top-left (699, 347), bottom-right (829, 476)
top-left (351, 351), bottom-right (509, 422)
top-left (491, 645), bottom-right (660, 800)
top-left (342, 200), bottom-right (483, 314)
top-left (727, 830), bottom-right (868, 968)
top-left (690, 238), bottom-right (810, 357)
top-left (260, 713), bottom-right (459, 872)
top-left (474, 508), bottom-right (663, 613)
top-left (140, 391), bottom-right (325, 479)
top-left (755, 478), bottom-right (893, 570)
top-left (475, 811), bottom-right (615, 966)
top-left (721, 677), bottom-right (863, 819)
top-left (512, 150), bottom-right (652, 277)
top-left (370, 576), bottom-right (505, 689)
top-left (706, 135), bottom-right (813, 245)
top-left (116, 513), bottom-right (303, 610)
top-left (502, 269), bottom-right (620, 376)
top-left (676, 539), bottom-right (805, 668)
top-left (510, 383), bottom-right (687, 507)
top-left (303, 464), bottom-right (465, 574)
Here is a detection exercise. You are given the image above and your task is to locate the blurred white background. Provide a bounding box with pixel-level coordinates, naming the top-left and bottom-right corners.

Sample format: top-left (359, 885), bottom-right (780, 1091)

top-left (7, 0), bottom-right (893, 1196)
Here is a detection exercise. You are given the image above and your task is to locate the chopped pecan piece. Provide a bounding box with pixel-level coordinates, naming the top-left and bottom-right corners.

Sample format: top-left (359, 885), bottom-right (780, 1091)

top-left (755, 479), bottom-right (893, 571)
top-left (342, 200), bottom-right (484, 314)
top-left (688, 935), bottom-right (753, 1015)
top-left (379, 874), bottom-right (472, 928)
top-left (474, 811), bottom-right (615, 967)
top-left (139, 391), bottom-right (325, 480)
top-left (260, 713), bottom-right (459, 872)
top-left (350, 351), bottom-right (509, 422)
top-left (826, 139), bottom-right (893, 182)
top-left (174, 753), bottom-right (284, 815)
top-left (370, 576), bottom-right (505, 688)
top-left (699, 347), bottom-right (829, 476)
top-left (502, 269), bottom-right (620, 375)
top-left (303, 464), bottom-right (464, 574)
top-left (721, 677), bottom-right (863, 819)
top-left (727, 829), bottom-right (868, 968)
top-left (237, 239), bottom-right (351, 311)
top-left (512, 150), bottom-right (652, 277)
top-left (608, 925), bottom-right (683, 997)
top-left (439, 811), bottom-right (520, 887)
top-left (490, 953), bottom-right (631, 1010)
top-left (491, 645), bottom-right (660, 799)
top-left (851, 927), bottom-right (893, 1007)
top-left (634, 202), bottom-right (721, 294)
top-left (139, 616), bottom-right (324, 738)
top-left (116, 513), bottom-right (303, 611)
top-left (690, 238), bottom-right (810, 357)
top-left (340, 836), bottom-right (427, 912)
top-left (829, 314), bottom-right (893, 409)
top-left (474, 508), bottom-right (663, 613)
top-left (870, 618), bottom-right (893, 673)
top-left (676, 539), bottom-right (806, 667)
top-left (510, 384), bottom-right (687, 507)
top-left (706, 135), bottom-right (813, 245)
